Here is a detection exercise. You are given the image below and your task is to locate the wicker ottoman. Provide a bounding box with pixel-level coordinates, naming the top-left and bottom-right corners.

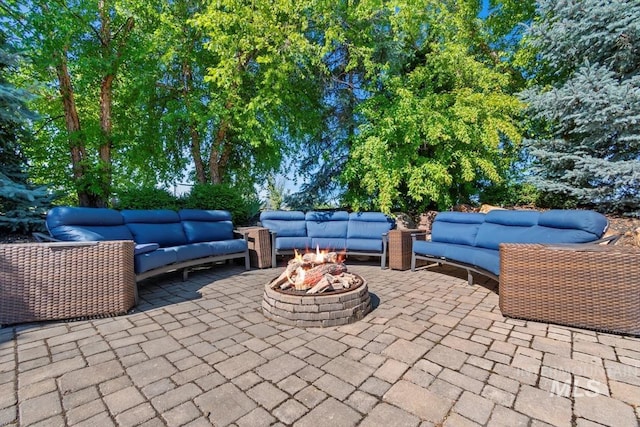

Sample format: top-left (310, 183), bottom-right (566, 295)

top-left (499, 243), bottom-right (640, 336)
top-left (389, 229), bottom-right (426, 270)
top-left (0, 240), bottom-right (136, 325)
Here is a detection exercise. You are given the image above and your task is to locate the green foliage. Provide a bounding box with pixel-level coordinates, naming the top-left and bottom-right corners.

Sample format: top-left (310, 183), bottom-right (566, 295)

top-left (343, 0), bottom-right (524, 213)
top-left (520, 0), bottom-right (640, 213)
top-left (182, 184), bottom-right (260, 226)
top-left (0, 31), bottom-right (54, 232)
top-left (479, 182), bottom-right (540, 207)
top-left (113, 186), bottom-right (180, 210)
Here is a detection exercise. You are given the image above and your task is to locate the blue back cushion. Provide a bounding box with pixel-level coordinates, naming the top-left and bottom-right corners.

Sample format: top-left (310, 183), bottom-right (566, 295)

top-left (260, 210), bottom-right (307, 237)
top-left (46, 207), bottom-right (133, 241)
top-left (306, 211), bottom-right (349, 238)
top-left (347, 212), bottom-right (395, 239)
top-left (474, 210), bottom-right (539, 250)
top-left (179, 209), bottom-right (234, 243)
top-left (122, 209), bottom-right (187, 247)
top-left (538, 210), bottom-right (608, 237)
top-left (431, 212), bottom-right (485, 246)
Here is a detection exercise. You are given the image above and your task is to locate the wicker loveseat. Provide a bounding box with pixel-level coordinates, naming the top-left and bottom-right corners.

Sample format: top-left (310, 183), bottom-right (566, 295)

top-left (39, 207), bottom-right (250, 282)
top-left (411, 209), bottom-right (617, 285)
top-left (259, 210), bottom-right (395, 268)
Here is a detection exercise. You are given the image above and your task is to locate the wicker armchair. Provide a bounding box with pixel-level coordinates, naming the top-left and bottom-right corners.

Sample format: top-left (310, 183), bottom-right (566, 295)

top-left (0, 240), bottom-right (136, 325)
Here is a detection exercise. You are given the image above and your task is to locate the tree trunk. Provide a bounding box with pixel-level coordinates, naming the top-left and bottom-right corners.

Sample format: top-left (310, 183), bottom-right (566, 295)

top-left (55, 52), bottom-right (94, 207)
top-left (209, 118), bottom-right (232, 185)
top-left (182, 60), bottom-right (206, 183)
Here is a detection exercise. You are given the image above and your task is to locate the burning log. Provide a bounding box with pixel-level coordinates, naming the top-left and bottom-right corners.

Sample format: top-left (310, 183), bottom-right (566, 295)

top-left (294, 262), bottom-right (346, 290)
top-left (269, 251), bottom-right (344, 290)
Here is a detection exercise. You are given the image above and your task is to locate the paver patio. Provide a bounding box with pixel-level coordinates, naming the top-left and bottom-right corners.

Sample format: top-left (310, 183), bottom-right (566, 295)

top-left (1, 262), bottom-right (639, 426)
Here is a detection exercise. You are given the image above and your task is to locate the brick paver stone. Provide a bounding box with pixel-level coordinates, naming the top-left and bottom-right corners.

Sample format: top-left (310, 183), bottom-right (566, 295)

top-left (382, 338), bottom-right (428, 364)
top-left (194, 383), bottom-right (256, 426)
top-left (294, 397), bottom-right (362, 427)
top-left (575, 395), bottom-right (637, 427)
top-left (383, 380), bottom-right (454, 423)
top-left (256, 354), bottom-right (307, 383)
top-left (305, 336), bottom-right (348, 358)
top-left (127, 357), bottom-right (178, 388)
top-left (360, 402), bottom-right (420, 427)
top-left (19, 391), bottom-right (62, 425)
top-left (58, 360), bottom-right (124, 394)
top-left (214, 350), bottom-right (267, 379)
top-left (247, 382), bottom-right (289, 410)
top-left (322, 356), bottom-right (375, 386)
top-left (515, 385), bottom-right (572, 427)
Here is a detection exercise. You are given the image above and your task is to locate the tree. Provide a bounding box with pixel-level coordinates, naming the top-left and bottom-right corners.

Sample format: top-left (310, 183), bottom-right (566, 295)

top-left (520, 0), bottom-right (640, 212)
top-left (342, 0), bottom-right (523, 213)
top-left (0, 30), bottom-right (53, 232)
top-left (188, 0), bottom-right (325, 188)
top-left (3, 0), bottom-right (136, 207)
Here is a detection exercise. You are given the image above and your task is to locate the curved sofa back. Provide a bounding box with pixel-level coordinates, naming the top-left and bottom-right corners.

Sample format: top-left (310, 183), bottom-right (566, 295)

top-left (431, 209), bottom-right (608, 250)
top-left (47, 206), bottom-right (134, 242)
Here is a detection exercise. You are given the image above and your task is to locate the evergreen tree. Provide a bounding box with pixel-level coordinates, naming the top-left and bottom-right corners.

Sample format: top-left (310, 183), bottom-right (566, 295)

top-left (521, 0), bottom-right (640, 213)
top-left (0, 31), bottom-right (53, 233)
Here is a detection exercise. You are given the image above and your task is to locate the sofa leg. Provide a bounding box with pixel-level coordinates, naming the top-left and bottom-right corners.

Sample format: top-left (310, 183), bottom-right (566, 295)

top-left (245, 252), bottom-right (251, 270)
top-left (182, 268), bottom-right (189, 281)
top-left (467, 270), bottom-right (473, 286)
top-left (411, 253), bottom-right (416, 272)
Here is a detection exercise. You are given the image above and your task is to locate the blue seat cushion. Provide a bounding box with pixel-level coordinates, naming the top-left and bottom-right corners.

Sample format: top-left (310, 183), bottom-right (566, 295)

top-left (413, 241), bottom-right (500, 275)
top-left (134, 248), bottom-right (178, 274)
top-left (135, 243), bottom-right (159, 255)
top-left (275, 237), bottom-right (313, 251)
top-left (311, 237), bottom-right (347, 251)
top-left (484, 210), bottom-right (540, 226)
top-left (346, 238), bottom-right (382, 253)
top-left (171, 243), bottom-right (213, 262)
top-left (204, 239), bottom-right (248, 256)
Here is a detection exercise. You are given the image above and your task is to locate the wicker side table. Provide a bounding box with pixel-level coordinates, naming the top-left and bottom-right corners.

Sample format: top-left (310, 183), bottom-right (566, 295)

top-left (388, 229), bottom-right (425, 270)
top-left (499, 243), bottom-right (640, 336)
top-left (0, 240), bottom-right (136, 325)
top-left (238, 227), bottom-right (272, 269)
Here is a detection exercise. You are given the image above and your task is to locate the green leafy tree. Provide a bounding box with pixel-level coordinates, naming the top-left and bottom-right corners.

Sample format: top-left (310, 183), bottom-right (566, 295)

top-left (0, 30), bottom-right (53, 232)
top-left (3, 0), bottom-right (137, 207)
top-left (343, 0), bottom-right (524, 213)
top-left (189, 0), bottom-right (325, 188)
top-left (521, 0), bottom-right (640, 212)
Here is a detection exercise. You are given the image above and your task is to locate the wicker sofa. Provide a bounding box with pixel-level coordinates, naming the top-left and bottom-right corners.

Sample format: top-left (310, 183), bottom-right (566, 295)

top-left (411, 209), bottom-right (618, 285)
top-left (259, 210), bottom-right (395, 268)
top-left (39, 207), bottom-right (250, 282)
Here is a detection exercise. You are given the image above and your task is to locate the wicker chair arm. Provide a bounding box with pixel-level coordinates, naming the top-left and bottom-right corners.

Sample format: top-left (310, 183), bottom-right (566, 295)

top-left (593, 234), bottom-right (622, 245)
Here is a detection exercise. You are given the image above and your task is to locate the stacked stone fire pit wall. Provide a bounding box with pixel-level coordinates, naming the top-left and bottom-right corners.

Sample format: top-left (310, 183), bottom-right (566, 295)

top-left (262, 281), bottom-right (371, 327)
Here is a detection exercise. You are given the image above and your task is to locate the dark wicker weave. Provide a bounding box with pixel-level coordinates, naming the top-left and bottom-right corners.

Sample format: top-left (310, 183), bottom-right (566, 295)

top-left (0, 240), bottom-right (136, 325)
top-left (499, 243), bottom-right (640, 336)
top-left (238, 227), bottom-right (272, 269)
top-left (389, 229), bottom-right (424, 270)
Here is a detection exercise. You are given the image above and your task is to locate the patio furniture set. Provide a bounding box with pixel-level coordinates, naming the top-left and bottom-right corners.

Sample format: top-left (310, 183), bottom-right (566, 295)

top-left (1, 207), bottom-right (638, 336)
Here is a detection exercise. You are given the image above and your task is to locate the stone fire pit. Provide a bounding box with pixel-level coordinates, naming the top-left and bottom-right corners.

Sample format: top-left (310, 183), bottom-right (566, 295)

top-left (261, 249), bottom-right (371, 327)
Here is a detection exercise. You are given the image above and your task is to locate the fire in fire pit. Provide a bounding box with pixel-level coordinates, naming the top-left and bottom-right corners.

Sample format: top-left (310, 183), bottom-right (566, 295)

top-left (269, 247), bottom-right (364, 294)
top-left (262, 247), bottom-right (371, 327)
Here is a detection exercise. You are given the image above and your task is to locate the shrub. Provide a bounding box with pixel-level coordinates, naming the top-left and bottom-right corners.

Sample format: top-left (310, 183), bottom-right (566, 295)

top-left (182, 183), bottom-right (259, 225)
top-left (114, 186), bottom-right (180, 210)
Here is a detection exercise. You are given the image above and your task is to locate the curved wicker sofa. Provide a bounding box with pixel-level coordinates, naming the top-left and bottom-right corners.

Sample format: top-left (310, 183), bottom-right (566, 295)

top-left (259, 210), bottom-right (395, 268)
top-left (36, 207), bottom-right (250, 283)
top-left (411, 209), bottom-right (619, 285)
